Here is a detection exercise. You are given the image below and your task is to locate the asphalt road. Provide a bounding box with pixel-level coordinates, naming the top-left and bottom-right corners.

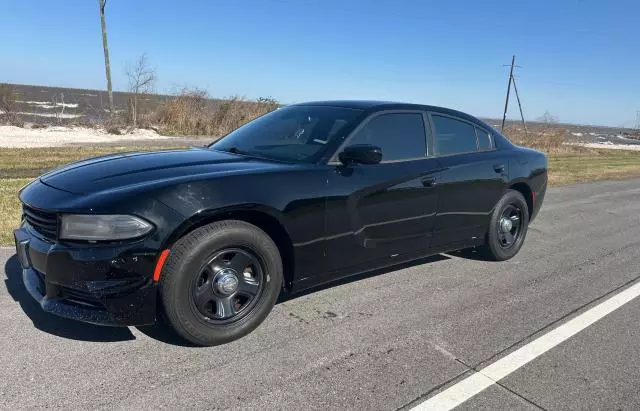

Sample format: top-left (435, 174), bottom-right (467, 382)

top-left (1, 178), bottom-right (640, 410)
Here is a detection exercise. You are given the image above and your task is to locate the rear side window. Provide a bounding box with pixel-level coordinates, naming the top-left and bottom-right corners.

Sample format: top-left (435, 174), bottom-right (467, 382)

top-left (347, 113), bottom-right (427, 161)
top-left (476, 127), bottom-right (493, 151)
top-left (432, 115), bottom-right (478, 156)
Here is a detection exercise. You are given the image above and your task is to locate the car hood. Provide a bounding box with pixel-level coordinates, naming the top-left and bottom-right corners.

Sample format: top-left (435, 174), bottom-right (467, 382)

top-left (40, 148), bottom-right (286, 195)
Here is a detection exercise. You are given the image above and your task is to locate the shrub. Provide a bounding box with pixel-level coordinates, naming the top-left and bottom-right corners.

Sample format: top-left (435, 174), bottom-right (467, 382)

top-left (155, 88), bottom-right (210, 135)
top-left (503, 125), bottom-right (581, 154)
top-left (155, 89), bottom-right (279, 137)
top-left (106, 127), bottom-right (122, 135)
top-left (0, 83), bottom-right (18, 123)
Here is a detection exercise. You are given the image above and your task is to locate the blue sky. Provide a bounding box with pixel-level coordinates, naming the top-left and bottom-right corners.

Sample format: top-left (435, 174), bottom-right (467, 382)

top-left (2, 0), bottom-right (639, 126)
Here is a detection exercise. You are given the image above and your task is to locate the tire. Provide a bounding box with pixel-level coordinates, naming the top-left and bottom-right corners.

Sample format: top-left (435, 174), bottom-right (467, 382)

top-left (159, 220), bottom-right (283, 346)
top-left (480, 189), bottom-right (529, 261)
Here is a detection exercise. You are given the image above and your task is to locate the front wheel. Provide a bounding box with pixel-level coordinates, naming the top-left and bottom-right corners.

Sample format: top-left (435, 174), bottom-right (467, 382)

top-left (159, 220), bottom-right (283, 346)
top-left (480, 190), bottom-right (529, 261)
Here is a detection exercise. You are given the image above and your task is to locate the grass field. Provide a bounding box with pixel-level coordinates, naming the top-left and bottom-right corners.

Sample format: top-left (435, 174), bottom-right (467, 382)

top-left (2, 145), bottom-right (640, 245)
top-left (549, 150), bottom-right (640, 185)
top-left (0, 146), bottom-right (178, 245)
top-left (0, 146), bottom-right (178, 178)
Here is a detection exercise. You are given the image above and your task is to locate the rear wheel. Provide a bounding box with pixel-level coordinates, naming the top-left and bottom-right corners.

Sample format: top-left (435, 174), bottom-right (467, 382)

top-left (480, 190), bottom-right (529, 261)
top-left (159, 220), bottom-right (282, 346)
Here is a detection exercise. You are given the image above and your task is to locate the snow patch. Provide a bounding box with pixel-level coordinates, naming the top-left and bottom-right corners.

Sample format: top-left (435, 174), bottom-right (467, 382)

top-left (19, 111), bottom-right (82, 119)
top-left (17, 100), bottom-right (79, 109)
top-left (1, 110), bottom-right (82, 119)
top-left (580, 142), bottom-right (640, 151)
top-left (0, 125), bottom-right (175, 148)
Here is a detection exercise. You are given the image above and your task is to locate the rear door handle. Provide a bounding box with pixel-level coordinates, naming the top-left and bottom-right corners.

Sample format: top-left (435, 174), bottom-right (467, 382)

top-left (421, 176), bottom-right (437, 187)
top-left (493, 164), bottom-right (505, 173)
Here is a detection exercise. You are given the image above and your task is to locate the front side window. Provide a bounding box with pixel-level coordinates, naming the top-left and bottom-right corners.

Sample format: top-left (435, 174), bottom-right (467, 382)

top-left (210, 105), bottom-right (362, 163)
top-left (346, 113), bottom-right (427, 162)
top-left (432, 115), bottom-right (478, 156)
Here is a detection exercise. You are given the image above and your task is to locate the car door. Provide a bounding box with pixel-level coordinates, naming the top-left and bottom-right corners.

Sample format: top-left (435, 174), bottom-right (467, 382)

top-left (323, 111), bottom-right (442, 274)
top-left (428, 113), bottom-right (509, 248)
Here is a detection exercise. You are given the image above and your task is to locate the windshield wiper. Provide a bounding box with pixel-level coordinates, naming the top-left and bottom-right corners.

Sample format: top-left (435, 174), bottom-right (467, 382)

top-left (213, 146), bottom-right (283, 163)
top-left (223, 147), bottom-right (251, 156)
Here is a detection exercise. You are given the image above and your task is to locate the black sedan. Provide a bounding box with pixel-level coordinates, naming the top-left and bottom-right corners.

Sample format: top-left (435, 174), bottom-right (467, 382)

top-left (14, 101), bottom-right (547, 346)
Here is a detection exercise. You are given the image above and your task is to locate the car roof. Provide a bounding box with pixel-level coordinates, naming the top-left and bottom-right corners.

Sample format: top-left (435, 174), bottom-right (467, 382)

top-left (293, 100), bottom-right (485, 125)
top-left (294, 100), bottom-right (407, 110)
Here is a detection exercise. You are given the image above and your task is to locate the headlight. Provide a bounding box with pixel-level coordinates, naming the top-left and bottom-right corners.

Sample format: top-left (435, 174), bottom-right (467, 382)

top-left (60, 214), bottom-right (153, 241)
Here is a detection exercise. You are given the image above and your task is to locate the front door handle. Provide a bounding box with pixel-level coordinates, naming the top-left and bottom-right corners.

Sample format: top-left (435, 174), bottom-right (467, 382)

top-left (493, 164), bottom-right (505, 173)
top-left (421, 176), bottom-right (437, 187)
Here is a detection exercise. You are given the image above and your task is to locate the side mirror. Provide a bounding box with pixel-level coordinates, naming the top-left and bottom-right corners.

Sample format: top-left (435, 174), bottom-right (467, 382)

top-left (338, 144), bottom-right (382, 165)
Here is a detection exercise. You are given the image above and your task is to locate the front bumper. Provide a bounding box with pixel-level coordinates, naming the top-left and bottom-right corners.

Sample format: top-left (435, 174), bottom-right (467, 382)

top-left (14, 225), bottom-right (159, 326)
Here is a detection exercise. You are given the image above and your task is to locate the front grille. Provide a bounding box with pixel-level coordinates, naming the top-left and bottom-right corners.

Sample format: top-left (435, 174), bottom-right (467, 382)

top-left (23, 204), bottom-right (58, 241)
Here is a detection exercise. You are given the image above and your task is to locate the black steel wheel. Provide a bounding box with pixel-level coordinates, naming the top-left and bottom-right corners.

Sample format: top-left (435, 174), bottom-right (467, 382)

top-left (160, 220), bottom-right (283, 346)
top-left (480, 189), bottom-right (529, 261)
top-left (190, 248), bottom-right (264, 324)
top-left (496, 204), bottom-right (524, 249)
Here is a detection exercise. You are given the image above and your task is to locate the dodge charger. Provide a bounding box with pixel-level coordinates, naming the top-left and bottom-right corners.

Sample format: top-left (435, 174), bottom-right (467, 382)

top-left (14, 101), bottom-right (547, 346)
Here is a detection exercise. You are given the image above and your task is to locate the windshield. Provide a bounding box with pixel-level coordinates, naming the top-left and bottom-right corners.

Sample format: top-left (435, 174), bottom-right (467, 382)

top-left (210, 105), bottom-right (362, 163)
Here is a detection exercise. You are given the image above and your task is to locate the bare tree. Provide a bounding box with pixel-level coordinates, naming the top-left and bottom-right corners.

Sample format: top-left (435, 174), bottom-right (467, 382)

top-left (51, 92), bottom-right (66, 124)
top-left (538, 110), bottom-right (558, 125)
top-left (98, 0), bottom-right (114, 113)
top-left (125, 54), bottom-right (156, 127)
top-left (536, 110), bottom-right (559, 136)
top-left (0, 83), bottom-right (17, 118)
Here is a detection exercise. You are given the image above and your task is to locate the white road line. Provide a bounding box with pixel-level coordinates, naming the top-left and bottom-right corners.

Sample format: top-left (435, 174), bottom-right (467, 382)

top-left (412, 280), bottom-right (640, 411)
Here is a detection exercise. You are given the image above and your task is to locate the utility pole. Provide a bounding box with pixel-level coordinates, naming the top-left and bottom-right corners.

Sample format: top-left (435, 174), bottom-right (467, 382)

top-left (98, 0), bottom-right (114, 113)
top-left (501, 55), bottom-right (527, 136)
top-left (635, 111), bottom-right (640, 130)
top-left (511, 74), bottom-right (528, 136)
top-left (501, 55), bottom-right (515, 132)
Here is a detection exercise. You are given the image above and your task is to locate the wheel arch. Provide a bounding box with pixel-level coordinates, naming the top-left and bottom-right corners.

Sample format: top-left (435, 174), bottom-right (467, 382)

top-left (163, 205), bottom-right (295, 291)
top-left (508, 182), bottom-right (533, 217)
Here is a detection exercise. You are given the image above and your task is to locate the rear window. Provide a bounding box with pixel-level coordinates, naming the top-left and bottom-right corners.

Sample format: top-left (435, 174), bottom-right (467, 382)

top-left (431, 115), bottom-right (478, 155)
top-left (476, 127), bottom-right (493, 151)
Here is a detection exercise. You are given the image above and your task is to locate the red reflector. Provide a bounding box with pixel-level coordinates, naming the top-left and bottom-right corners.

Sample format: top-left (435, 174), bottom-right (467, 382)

top-left (153, 249), bottom-right (170, 282)
top-left (532, 191), bottom-right (536, 205)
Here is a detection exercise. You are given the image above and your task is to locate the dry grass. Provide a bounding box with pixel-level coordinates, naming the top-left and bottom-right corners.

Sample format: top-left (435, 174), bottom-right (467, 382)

top-left (155, 89), bottom-right (278, 137)
top-left (1, 178), bottom-right (32, 245)
top-left (0, 146), bottom-right (182, 178)
top-left (1, 83), bottom-right (278, 136)
top-left (502, 125), bottom-right (640, 184)
top-left (0, 146), bottom-right (184, 245)
top-left (502, 125), bottom-right (581, 154)
top-left (548, 150), bottom-right (640, 185)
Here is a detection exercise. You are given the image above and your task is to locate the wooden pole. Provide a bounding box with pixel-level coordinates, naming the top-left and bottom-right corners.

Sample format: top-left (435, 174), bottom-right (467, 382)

top-left (511, 75), bottom-right (528, 136)
top-left (98, 0), bottom-right (114, 113)
top-left (501, 55), bottom-right (515, 132)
